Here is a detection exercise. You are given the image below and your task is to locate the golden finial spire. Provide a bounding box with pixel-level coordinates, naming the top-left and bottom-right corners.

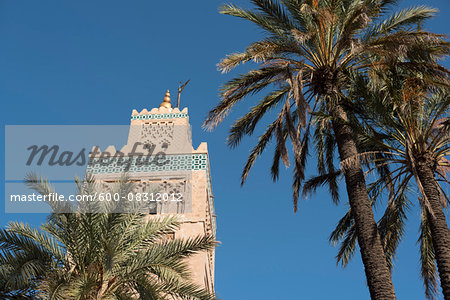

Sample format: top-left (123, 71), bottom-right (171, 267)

top-left (159, 90), bottom-right (172, 109)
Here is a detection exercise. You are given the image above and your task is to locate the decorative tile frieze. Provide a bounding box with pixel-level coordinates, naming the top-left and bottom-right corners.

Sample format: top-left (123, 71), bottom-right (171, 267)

top-left (87, 153), bottom-right (207, 174)
top-left (131, 113), bottom-right (188, 120)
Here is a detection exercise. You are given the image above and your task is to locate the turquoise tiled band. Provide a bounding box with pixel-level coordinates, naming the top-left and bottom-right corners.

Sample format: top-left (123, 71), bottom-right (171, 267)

top-left (131, 113), bottom-right (188, 120)
top-left (87, 154), bottom-right (207, 174)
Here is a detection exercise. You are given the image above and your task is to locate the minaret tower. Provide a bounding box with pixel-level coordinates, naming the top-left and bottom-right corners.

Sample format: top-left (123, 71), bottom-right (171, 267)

top-left (87, 91), bottom-right (216, 292)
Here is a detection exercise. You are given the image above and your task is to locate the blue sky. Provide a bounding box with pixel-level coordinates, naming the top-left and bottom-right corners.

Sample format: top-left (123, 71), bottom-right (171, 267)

top-left (0, 0), bottom-right (449, 299)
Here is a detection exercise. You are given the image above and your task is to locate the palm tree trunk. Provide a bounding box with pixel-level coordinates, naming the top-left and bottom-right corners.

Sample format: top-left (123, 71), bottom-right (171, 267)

top-left (330, 103), bottom-right (396, 300)
top-left (416, 157), bottom-right (450, 300)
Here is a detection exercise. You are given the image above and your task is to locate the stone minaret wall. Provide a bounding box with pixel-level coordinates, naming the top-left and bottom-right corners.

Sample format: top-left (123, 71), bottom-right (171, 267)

top-left (87, 91), bottom-right (216, 292)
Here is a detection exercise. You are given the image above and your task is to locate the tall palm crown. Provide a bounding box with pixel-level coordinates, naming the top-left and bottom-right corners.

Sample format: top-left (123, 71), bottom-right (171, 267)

top-left (204, 0), bottom-right (447, 299)
top-left (205, 0), bottom-right (445, 206)
top-left (330, 73), bottom-right (449, 299)
top-left (0, 174), bottom-right (217, 300)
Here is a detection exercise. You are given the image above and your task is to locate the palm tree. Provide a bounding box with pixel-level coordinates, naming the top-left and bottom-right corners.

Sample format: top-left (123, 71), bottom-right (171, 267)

top-left (328, 72), bottom-right (449, 299)
top-left (0, 173), bottom-right (217, 300)
top-left (204, 0), bottom-right (447, 298)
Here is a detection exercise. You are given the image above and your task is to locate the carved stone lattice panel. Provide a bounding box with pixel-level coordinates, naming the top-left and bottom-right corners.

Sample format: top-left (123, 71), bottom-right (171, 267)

top-left (125, 123), bottom-right (192, 155)
top-left (140, 121), bottom-right (174, 148)
top-left (95, 176), bottom-right (191, 214)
